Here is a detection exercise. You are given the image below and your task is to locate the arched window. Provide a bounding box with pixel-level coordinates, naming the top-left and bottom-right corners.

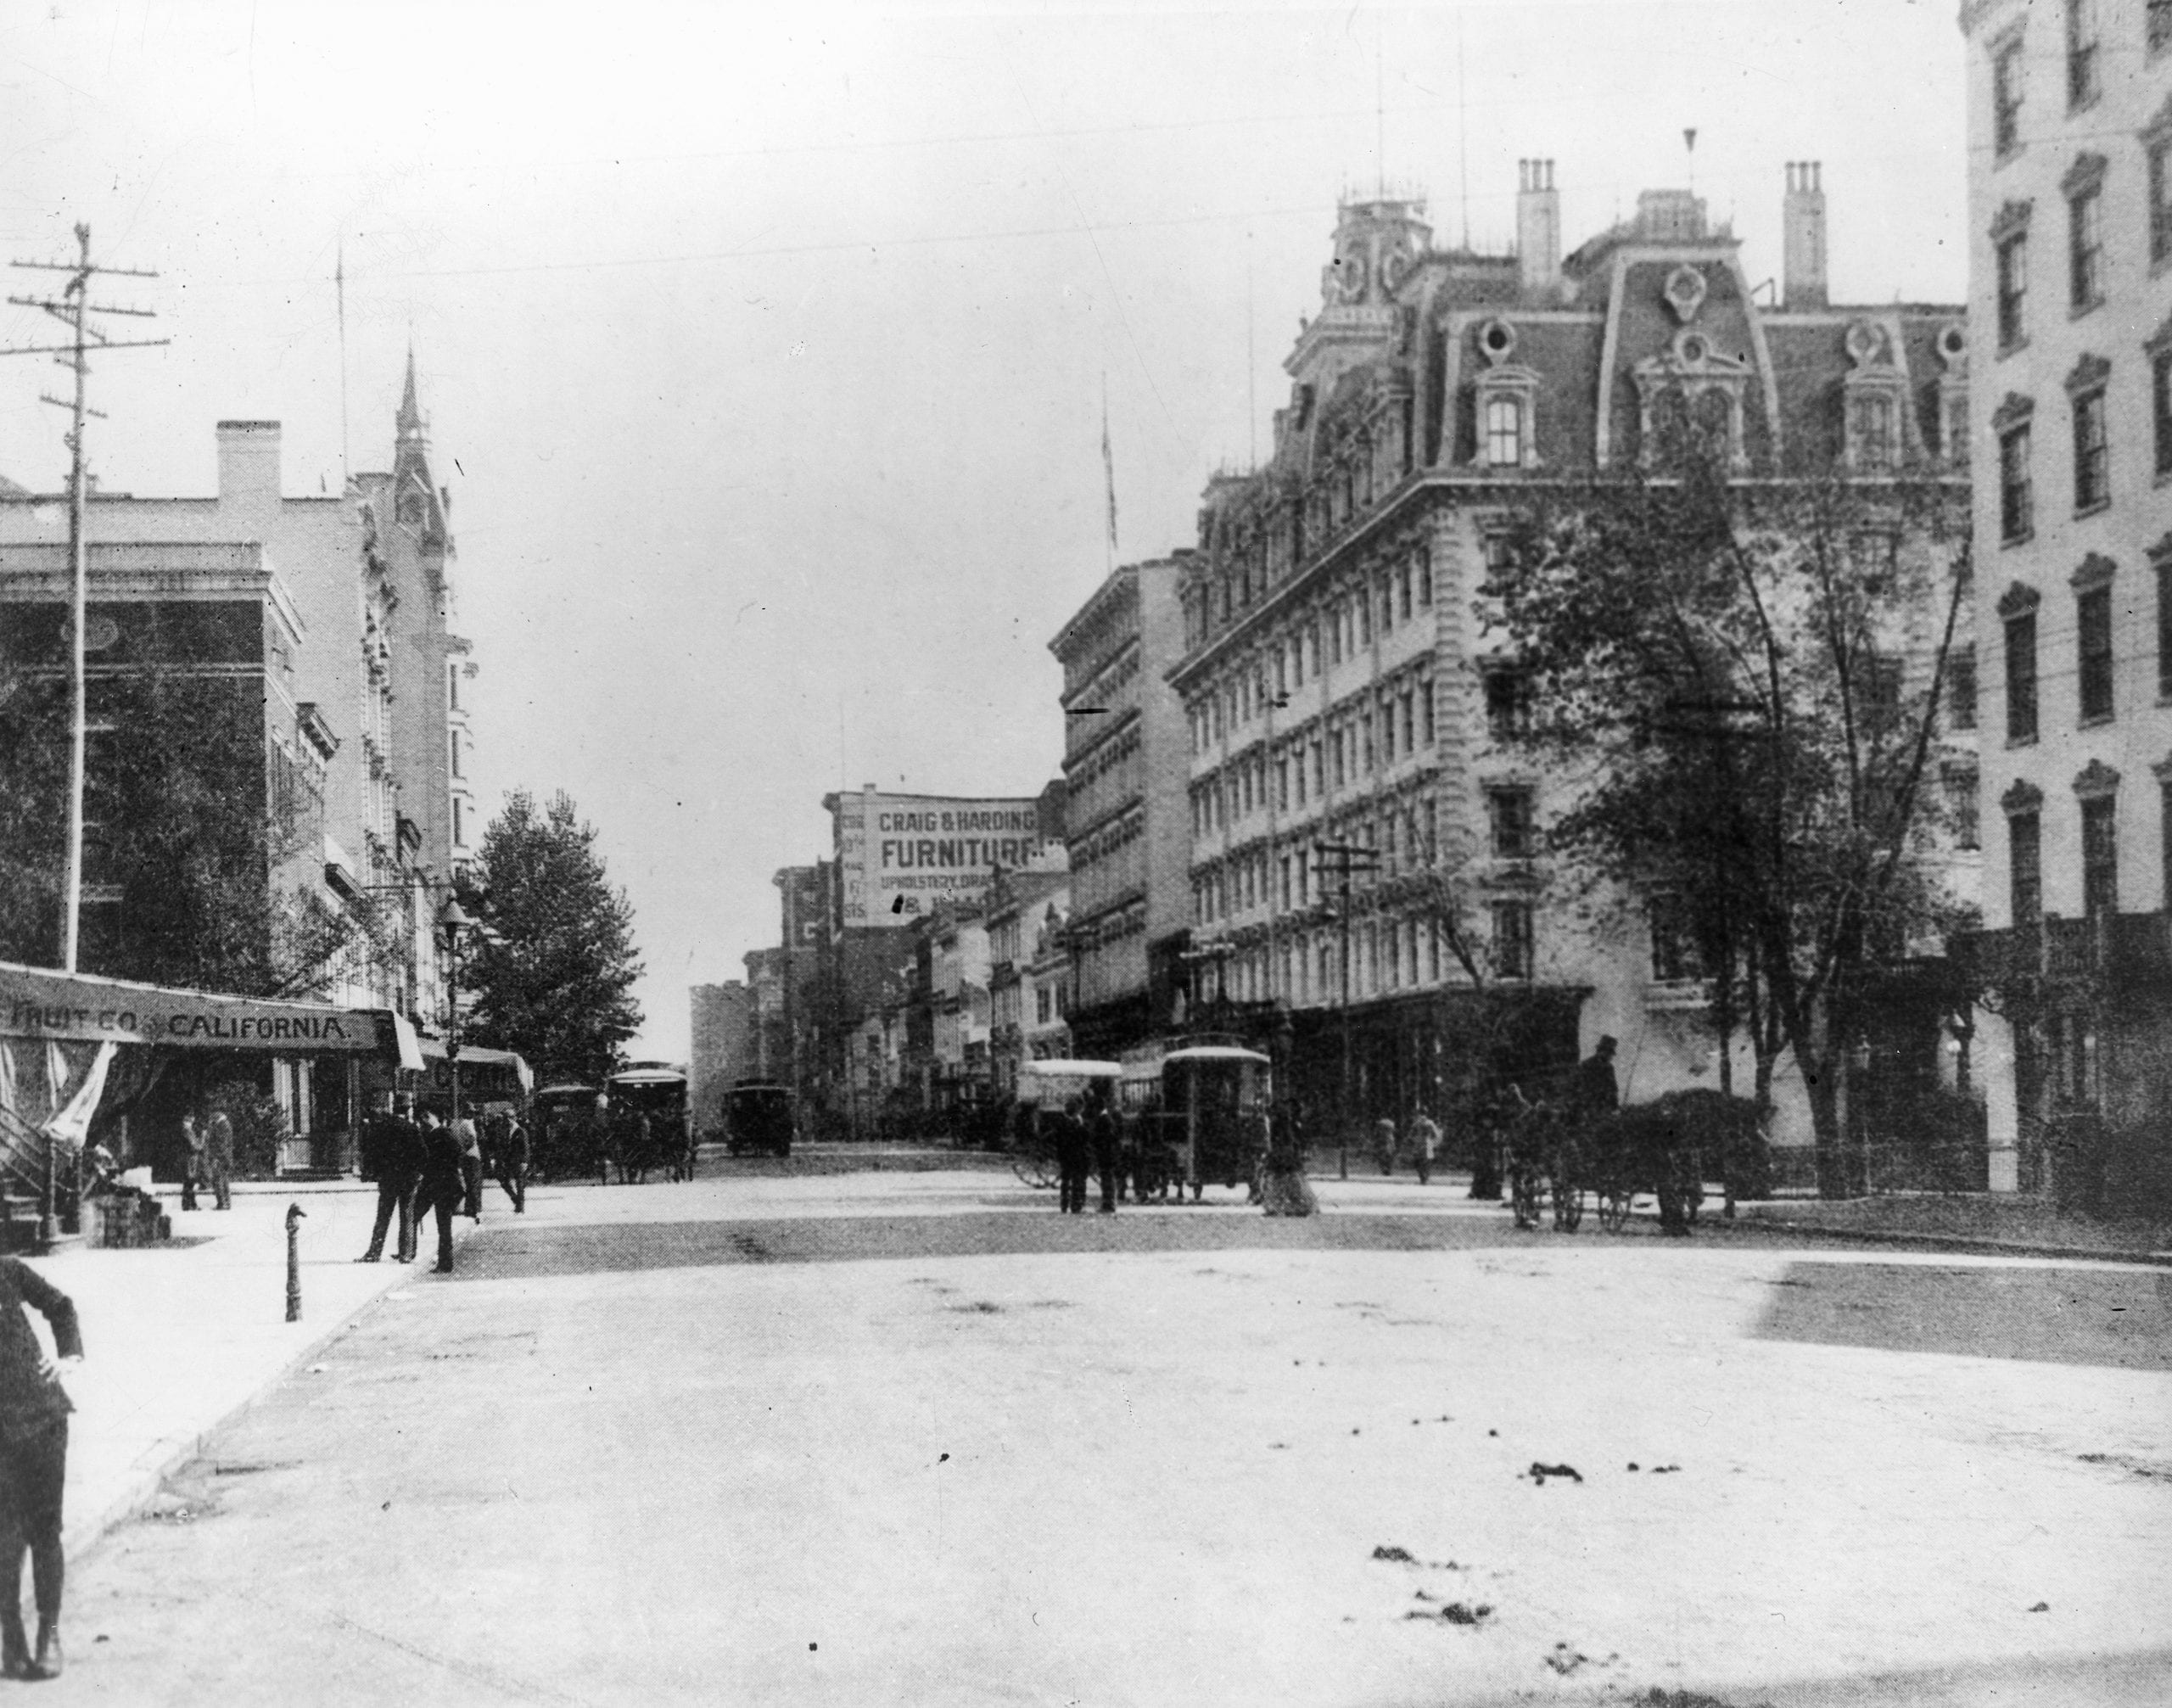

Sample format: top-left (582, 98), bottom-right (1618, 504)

top-left (1485, 395), bottom-right (1523, 468)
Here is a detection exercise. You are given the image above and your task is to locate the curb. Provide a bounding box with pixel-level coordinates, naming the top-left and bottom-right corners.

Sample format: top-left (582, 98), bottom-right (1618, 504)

top-left (63, 1213), bottom-right (485, 1561)
top-left (1727, 1214), bottom-right (2172, 1268)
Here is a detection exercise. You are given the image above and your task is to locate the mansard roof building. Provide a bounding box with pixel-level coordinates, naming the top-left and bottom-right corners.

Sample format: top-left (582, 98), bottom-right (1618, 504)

top-left (1173, 164), bottom-right (1971, 1140)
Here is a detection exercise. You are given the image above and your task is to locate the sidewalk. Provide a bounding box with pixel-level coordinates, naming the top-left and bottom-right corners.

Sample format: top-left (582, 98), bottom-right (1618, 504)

top-left (1732, 1190), bottom-right (2172, 1265)
top-left (17, 1180), bottom-right (479, 1559)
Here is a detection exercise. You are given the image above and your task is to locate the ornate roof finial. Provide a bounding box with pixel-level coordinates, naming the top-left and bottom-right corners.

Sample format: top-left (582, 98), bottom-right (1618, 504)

top-left (397, 344), bottom-right (423, 439)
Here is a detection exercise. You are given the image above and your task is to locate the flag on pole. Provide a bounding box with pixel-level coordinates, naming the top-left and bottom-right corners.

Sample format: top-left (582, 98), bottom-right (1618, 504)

top-left (1100, 376), bottom-right (1119, 565)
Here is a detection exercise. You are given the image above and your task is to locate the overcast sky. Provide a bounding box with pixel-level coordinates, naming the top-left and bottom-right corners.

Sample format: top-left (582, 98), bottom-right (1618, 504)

top-left (0, 1), bottom-right (1968, 1061)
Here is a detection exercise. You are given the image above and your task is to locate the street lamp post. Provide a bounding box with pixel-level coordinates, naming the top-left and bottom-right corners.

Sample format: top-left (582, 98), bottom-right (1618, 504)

top-left (438, 895), bottom-right (474, 1127)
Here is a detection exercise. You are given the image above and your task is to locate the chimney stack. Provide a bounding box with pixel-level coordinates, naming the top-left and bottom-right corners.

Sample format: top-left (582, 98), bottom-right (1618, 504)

top-left (216, 420), bottom-right (283, 512)
top-left (1783, 161), bottom-right (1828, 310)
top-left (1517, 159), bottom-right (1559, 294)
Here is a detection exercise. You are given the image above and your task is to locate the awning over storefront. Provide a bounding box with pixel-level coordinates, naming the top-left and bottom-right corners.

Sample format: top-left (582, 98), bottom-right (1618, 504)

top-left (415, 1037), bottom-right (534, 1100)
top-left (0, 960), bottom-right (421, 1066)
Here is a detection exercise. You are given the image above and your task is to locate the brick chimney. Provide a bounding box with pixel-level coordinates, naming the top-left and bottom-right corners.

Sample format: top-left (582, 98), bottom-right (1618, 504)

top-left (216, 420), bottom-right (283, 510)
top-left (1783, 162), bottom-right (1828, 310)
top-left (1517, 159), bottom-right (1559, 294)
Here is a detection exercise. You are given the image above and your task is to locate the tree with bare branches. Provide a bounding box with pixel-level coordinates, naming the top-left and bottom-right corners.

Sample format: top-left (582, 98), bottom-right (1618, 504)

top-left (1485, 457), bottom-right (1972, 1197)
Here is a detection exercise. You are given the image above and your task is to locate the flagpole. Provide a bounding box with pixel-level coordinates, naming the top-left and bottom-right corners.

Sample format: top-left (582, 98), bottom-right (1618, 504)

top-left (336, 241), bottom-right (350, 487)
top-left (1100, 372), bottom-right (1118, 574)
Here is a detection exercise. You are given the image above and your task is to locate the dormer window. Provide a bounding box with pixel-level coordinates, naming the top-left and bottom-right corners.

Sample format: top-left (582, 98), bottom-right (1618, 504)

top-left (1471, 319), bottom-right (1537, 471)
top-left (1485, 395), bottom-right (1524, 467)
top-left (1849, 394), bottom-right (1896, 469)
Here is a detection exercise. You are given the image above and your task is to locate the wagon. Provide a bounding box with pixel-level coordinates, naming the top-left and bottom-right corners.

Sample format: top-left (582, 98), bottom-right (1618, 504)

top-left (1155, 1044), bottom-right (1272, 1203)
top-left (1011, 1060), bottom-right (1122, 1189)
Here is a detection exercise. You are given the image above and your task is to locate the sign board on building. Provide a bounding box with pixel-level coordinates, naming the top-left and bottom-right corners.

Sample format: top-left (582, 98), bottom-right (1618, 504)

top-left (0, 959), bottom-right (417, 1062)
top-left (831, 789), bottom-right (1054, 927)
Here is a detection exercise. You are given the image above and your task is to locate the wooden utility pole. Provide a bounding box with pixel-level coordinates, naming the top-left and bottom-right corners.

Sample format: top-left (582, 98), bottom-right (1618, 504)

top-left (3, 225), bottom-right (166, 972)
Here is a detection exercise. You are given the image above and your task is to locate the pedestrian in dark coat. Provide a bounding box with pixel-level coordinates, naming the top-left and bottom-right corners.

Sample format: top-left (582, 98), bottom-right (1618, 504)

top-left (204, 1106), bottom-right (235, 1210)
top-left (495, 1114), bottom-right (529, 1214)
top-left (413, 1112), bottom-right (467, 1274)
top-left (1576, 1036), bottom-right (1621, 1123)
top-left (1052, 1102), bottom-right (1091, 1214)
top-left (0, 1257), bottom-right (83, 1680)
top-left (1085, 1084), bottom-right (1120, 1213)
top-left (178, 1112), bottom-right (204, 1212)
top-left (357, 1095), bottom-right (425, 1263)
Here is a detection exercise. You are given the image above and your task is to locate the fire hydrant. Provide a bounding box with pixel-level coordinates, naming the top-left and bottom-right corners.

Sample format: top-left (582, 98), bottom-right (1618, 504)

top-left (285, 1201), bottom-right (307, 1323)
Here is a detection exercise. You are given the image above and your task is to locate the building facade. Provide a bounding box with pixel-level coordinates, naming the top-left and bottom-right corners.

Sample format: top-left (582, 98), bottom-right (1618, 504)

top-left (0, 370), bottom-right (476, 1168)
top-left (1960, 0), bottom-right (2172, 1193)
top-left (1172, 166), bottom-right (1972, 1146)
top-left (985, 865), bottom-right (1072, 1093)
top-left (1049, 555), bottom-right (1194, 1056)
top-left (688, 979), bottom-right (755, 1134)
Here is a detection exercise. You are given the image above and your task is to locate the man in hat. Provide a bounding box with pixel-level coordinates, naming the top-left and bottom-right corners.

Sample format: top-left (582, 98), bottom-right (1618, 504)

top-left (412, 1111), bottom-right (467, 1274)
top-left (204, 1104), bottom-right (235, 1211)
top-left (177, 1112), bottom-right (204, 1212)
top-left (1576, 1036), bottom-right (1621, 1127)
top-left (495, 1111), bottom-right (530, 1214)
top-left (356, 1093), bottom-right (425, 1263)
top-left (0, 1255), bottom-right (82, 1678)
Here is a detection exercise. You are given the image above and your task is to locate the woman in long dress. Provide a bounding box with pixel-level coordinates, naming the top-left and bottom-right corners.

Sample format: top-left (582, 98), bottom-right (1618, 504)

top-left (1258, 1100), bottom-right (1318, 1218)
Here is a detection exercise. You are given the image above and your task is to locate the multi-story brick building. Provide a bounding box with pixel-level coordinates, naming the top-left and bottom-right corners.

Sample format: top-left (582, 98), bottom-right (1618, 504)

top-left (1049, 555), bottom-right (1194, 1056)
top-left (1173, 165), bottom-right (1971, 1145)
top-left (1959, 0), bottom-right (2172, 1193)
top-left (0, 368), bottom-right (478, 1167)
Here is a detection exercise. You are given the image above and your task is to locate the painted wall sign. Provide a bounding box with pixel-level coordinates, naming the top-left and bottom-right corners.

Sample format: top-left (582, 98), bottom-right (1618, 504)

top-left (832, 792), bottom-right (1052, 927)
top-left (0, 960), bottom-right (406, 1057)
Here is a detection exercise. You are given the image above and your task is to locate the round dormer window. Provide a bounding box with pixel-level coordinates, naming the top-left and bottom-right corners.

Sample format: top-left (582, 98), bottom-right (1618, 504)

top-left (1478, 318), bottom-right (1517, 363)
top-left (1678, 333), bottom-right (1709, 365)
top-left (1845, 319), bottom-right (1890, 368)
top-left (1937, 322), bottom-right (1966, 364)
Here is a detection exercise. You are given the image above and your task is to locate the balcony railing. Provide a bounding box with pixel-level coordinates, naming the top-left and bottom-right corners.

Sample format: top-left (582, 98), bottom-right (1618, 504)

top-left (1951, 911), bottom-right (2172, 994)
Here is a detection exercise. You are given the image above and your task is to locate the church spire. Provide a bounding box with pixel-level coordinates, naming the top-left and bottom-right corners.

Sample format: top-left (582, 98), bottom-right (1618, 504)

top-left (396, 344), bottom-right (423, 441)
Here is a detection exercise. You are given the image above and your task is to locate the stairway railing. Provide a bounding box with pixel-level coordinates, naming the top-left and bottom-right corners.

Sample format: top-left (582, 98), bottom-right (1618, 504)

top-left (0, 1100), bottom-right (76, 1239)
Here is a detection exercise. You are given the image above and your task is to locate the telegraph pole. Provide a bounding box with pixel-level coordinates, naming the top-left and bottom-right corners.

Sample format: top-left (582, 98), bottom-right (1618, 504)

top-left (1313, 839), bottom-right (1380, 1179)
top-left (3, 225), bottom-right (166, 972)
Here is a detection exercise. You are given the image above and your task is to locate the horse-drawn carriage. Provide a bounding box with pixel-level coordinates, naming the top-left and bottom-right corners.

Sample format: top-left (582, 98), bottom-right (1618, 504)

top-left (604, 1065), bottom-right (694, 1183)
top-left (1011, 1044), bottom-right (1273, 1204)
top-left (1010, 1060), bottom-right (1123, 1188)
top-left (1146, 1044), bottom-right (1272, 1203)
top-left (1501, 1080), bottom-right (1723, 1235)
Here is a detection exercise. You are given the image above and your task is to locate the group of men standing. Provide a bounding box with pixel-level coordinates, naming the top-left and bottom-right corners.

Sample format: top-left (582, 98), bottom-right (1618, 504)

top-left (1044, 1085), bottom-right (1121, 1214)
top-left (354, 1095), bottom-right (529, 1274)
top-left (176, 1106), bottom-right (235, 1212)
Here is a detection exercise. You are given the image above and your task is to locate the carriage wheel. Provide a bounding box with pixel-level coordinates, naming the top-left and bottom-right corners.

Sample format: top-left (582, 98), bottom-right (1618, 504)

top-left (1510, 1166), bottom-right (1541, 1230)
top-left (1012, 1154), bottom-right (1055, 1190)
top-left (1598, 1185), bottom-right (1633, 1234)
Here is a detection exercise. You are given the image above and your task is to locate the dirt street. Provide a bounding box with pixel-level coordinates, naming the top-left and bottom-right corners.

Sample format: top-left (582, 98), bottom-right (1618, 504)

top-left (34, 1167), bottom-right (2172, 1707)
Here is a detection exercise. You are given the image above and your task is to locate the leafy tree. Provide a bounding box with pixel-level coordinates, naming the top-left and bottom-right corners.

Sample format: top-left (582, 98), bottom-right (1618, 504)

top-left (1486, 457), bottom-right (1972, 1197)
top-left (462, 790), bottom-right (643, 1086)
top-left (0, 665), bottom-right (397, 998)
